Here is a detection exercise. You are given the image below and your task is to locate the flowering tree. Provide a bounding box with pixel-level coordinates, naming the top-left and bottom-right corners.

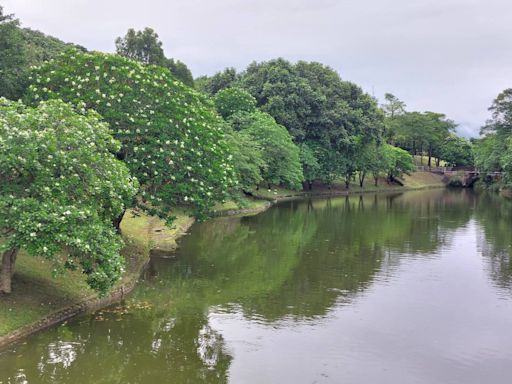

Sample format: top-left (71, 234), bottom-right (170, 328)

top-left (25, 50), bottom-right (236, 222)
top-left (0, 99), bottom-right (138, 294)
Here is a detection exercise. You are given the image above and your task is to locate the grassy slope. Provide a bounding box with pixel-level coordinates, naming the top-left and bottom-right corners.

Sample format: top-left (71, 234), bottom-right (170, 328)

top-left (0, 210), bottom-right (192, 338)
top-left (253, 171), bottom-right (446, 200)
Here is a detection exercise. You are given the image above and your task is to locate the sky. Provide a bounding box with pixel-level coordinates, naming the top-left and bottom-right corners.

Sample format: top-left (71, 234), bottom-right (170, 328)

top-left (4, 0), bottom-right (512, 137)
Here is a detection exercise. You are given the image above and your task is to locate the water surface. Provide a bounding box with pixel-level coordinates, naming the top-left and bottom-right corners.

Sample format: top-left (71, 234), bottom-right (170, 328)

top-left (2, 189), bottom-right (512, 383)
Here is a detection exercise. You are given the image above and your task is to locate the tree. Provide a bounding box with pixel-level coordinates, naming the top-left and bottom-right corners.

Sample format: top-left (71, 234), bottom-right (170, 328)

top-left (115, 27), bottom-right (194, 86)
top-left (389, 111), bottom-right (455, 167)
top-left (0, 7), bottom-right (83, 101)
top-left (214, 88), bottom-right (257, 119)
top-left (25, 50), bottom-right (236, 222)
top-left (438, 135), bottom-right (474, 167)
top-left (0, 7), bottom-right (26, 100)
top-left (196, 68), bottom-right (238, 95)
top-left (224, 128), bottom-right (266, 191)
top-left (387, 145), bottom-right (416, 181)
top-left (231, 111), bottom-right (303, 189)
top-left (475, 89), bottom-right (512, 186)
top-left (233, 59), bottom-right (384, 182)
top-left (299, 143), bottom-right (321, 190)
top-left (0, 99), bottom-right (138, 294)
top-left (382, 93), bottom-right (406, 118)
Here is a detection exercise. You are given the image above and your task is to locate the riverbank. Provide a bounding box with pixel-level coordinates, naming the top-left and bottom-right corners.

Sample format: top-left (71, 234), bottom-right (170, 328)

top-left (0, 171), bottom-right (445, 348)
top-left (0, 209), bottom-right (195, 348)
top-left (252, 171), bottom-right (446, 201)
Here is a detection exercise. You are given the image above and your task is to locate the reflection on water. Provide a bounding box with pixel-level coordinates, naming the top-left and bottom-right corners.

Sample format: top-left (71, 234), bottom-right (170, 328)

top-left (2, 189), bottom-right (512, 383)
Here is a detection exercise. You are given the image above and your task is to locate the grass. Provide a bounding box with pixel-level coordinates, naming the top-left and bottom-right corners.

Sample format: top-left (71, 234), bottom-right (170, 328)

top-left (400, 172), bottom-right (446, 188)
top-left (413, 155), bottom-right (448, 167)
top-left (0, 209), bottom-right (192, 339)
top-left (251, 171), bottom-right (446, 200)
top-left (0, 251), bottom-right (93, 336)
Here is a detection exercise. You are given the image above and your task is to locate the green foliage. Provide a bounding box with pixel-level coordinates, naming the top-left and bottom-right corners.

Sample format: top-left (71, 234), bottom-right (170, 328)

top-left (0, 7), bottom-right (82, 100)
top-left (382, 93), bottom-right (406, 118)
top-left (232, 111), bottom-right (304, 189)
top-left (238, 59), bottom-right (384, 143)
top-left (438, 134), bottom-right (473, 167)
top-left (0, 8), bottom-right (26, 100)
top-left (25, 50), bottom-right (236, 220)
top-left (196, 68), bottom-right (238, 95)
top-left (387, 111), bottom-right (456, 166)
top-left (0, 99), bottom-right (138, 294)
top-left (115, 27), bottom-right (194, 86)
top-left (299, 143), bottom-right (321, 185)
top-left (224, 128), bottom-right (266, 190)
top-left (387, 144), bottom-right (416, 179)
top-left (214, 88), bottom-right (257, 119)
top-left (474, 89), bottom-right (512, 187)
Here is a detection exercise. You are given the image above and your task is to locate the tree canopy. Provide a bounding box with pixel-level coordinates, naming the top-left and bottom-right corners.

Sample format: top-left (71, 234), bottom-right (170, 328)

top-left (230, 111), bottom-right (304, 189)
top-left (115, 27), bottom-right (194, 86)
top-left (214, 87), bottom-right (257, 119)
top-left (0, 99), bottom-right (138, 294)
top-left (201, 59), bottom-right (385, 186)
top-left (25, 50), bottom-right (236, 221)
top-left (474, 89), bottom-right (512, 186)
top-left (0, 7), bottom-right (83, 101)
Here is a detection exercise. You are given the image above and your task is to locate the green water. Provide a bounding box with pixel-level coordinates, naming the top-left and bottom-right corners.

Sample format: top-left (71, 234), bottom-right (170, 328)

top-left (2, 189), bottom-right (512, 383)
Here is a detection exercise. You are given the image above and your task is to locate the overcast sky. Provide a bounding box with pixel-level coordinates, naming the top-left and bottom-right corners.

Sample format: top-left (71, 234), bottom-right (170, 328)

top-left (4, 0), bottom-right (512, 137)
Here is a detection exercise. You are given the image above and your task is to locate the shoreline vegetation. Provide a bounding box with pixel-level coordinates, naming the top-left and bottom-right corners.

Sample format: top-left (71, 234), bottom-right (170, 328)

top-left (0, 171), bottom-right (445, 349)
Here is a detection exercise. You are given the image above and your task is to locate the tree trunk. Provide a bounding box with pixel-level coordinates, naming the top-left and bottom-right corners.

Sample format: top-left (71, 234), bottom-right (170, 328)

top-left (308, 181), bottom-right (312, 191)
top-left (359, 172), bottom-right (366, 188)
top-left (428, 146), bottom-right (432, 168)
top-left (374, 175), bottom-right (379, 186)
top-left (112, 210), bottom-right (126, 233)
top-left (0, 248), bottom-right (19, 294)
top-left (436, 157), bottom-right (440, 167)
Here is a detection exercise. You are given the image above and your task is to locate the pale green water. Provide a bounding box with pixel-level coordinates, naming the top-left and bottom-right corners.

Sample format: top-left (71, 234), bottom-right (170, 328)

top-left (2, 189), bottom-right (512, 383)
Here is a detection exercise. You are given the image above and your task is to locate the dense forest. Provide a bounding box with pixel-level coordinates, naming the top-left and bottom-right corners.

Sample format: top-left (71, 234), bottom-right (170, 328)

top-left (0, 5), bottom-right (505, 295)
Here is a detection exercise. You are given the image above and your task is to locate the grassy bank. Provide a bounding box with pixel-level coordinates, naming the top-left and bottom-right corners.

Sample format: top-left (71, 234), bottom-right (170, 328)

top-left (253, 171), bottom-right (446, 200)
top-left (0, 209), bottom-right (193, 344)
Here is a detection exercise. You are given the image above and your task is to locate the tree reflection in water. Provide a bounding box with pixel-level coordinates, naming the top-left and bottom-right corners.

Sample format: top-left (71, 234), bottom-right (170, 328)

top-left (4, 189), bottom-right (512, 384)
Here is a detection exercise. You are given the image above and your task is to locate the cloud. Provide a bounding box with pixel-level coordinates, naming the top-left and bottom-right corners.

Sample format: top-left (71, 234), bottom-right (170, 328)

top-left (4, 0), bottom-right (512, 137)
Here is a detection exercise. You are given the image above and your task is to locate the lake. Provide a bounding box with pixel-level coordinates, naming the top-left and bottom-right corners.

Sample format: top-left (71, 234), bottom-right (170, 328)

top-left (1, 189), bottom-right (512, 383)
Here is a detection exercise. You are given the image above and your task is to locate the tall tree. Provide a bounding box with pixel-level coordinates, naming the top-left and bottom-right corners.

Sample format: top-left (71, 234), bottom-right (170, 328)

top-left (115, 27), bottom-right (194, 86)
top-left (389, 111), bottom-right (455, 167)
top-left (0, 99), bottom-right (138, 294)
top-left (229, 59), bottom-right (384, 182)
top-left (0, 7), bottom-right (26, 100)
top-left (382, 93), bottom-right (406, 118)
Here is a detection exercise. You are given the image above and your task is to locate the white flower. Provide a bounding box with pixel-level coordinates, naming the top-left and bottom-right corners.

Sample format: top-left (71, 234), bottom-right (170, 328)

top-left (30, 232), bottom-right (37, 238)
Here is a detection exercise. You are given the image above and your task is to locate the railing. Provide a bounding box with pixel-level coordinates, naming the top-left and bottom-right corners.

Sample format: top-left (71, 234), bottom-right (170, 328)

top-left (416, 166), bottom-right (503, 177)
